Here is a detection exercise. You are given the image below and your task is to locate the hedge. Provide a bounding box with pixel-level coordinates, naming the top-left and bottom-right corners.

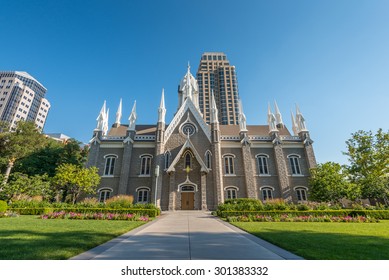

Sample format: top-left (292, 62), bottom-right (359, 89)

top-left (217, 210), bottom-right (389, 220)
top-left (11, 207), bottom-right (159, 217)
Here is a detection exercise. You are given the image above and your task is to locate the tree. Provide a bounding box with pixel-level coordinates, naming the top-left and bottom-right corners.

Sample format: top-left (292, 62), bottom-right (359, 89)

top-left (53, 163), bottom-right (100, 204)
top-left (0, 172), bottom-right (51, 201)
top-left (309, 162), bottom-right (357, 203)
top-left (344, 129), bottom-right (389, 204)
top-left (0, 121), bottom-right (47, 181)
top-left (13, 138), bottom-right (88, 177)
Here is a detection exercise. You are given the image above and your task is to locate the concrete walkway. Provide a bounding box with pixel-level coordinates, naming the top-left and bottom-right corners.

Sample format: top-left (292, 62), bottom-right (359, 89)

top-left (72, 211), bottom-right (302, 260)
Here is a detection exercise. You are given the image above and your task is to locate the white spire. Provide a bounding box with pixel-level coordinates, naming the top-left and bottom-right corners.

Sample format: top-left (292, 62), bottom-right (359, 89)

top-left (238, 99), bottom-right (247, 132)
top-left (267, 103), bottom-right (278, 132)
top-left (96, 100), bottom-right (106, 131)
top-left (291, 110), bottom-right (299, 135)
top-left (178, 63), bottom-right (200, 110)
top-left (103, 108), bottom-right (109, 136)
top-left (158, 88), bottom-right (166, 123)
top-left (210, 90), bottom-right (219, 124)
top-left (128, 101), bottom-right (137, 131)
top-left (295, 104), bottom-right (308, 132)
top-left (115, 98), bottom-right (122, 126)
top-left (274, 101), bottom-right (284, 127)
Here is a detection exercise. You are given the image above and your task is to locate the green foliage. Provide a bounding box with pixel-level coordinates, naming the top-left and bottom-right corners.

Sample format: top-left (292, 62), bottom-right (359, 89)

top-left (217, 210), bottom-right (389, 220)
top-left (309, 162), bottom-right (357, 203)
top-left (344, 129), bottom-right (389, 203)
top-left (1, 173), bottom-right (52, 201)
top-left (105, 195), bottom-right (134, 208)
top-left (53, 163), bottom-right (100, 204)
top-left (0, 200), bottom-right (7, 213)
top-left (0, 121), bottom-right (47, 179)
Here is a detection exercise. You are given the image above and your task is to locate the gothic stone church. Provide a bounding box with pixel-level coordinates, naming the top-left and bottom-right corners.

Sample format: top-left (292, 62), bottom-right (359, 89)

top-left (87, 66), bottom-right (317, 210)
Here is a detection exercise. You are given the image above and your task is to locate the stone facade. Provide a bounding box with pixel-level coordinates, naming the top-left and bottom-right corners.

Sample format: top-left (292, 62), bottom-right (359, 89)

top-left (87, 66), bottom-right (316, 210)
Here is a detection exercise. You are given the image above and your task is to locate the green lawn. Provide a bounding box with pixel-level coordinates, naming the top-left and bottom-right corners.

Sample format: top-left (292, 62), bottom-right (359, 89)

top-left (232, 221), bottom-right (389, 259)
top-left (0, 216), bottom-right (146, 260)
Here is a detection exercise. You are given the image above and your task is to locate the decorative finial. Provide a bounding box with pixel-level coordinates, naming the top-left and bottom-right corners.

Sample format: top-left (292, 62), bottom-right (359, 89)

top-left (115, 98), bottom-right (122, 126)
top-left (128, 100), bottom-right (137, 131)
top-left (158, 88), bottom-right (166, 123)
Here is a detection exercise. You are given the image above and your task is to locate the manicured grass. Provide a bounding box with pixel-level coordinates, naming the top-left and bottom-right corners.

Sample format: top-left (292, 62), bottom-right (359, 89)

top-left (0, 215), bottom-right (146, 260)
top-left (232, 221), bottom-right (389, 260)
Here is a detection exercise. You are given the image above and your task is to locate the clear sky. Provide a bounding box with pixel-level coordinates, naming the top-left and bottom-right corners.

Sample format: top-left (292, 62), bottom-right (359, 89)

top-left (1, 0), bottom-right (388, 165)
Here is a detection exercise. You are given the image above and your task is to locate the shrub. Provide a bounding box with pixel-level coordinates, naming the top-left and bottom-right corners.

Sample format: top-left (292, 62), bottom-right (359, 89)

top-left (297, 204), bottom-right (310, 211)
top-left (263, 199), bottom-right (288, 210)
top-left (0, 200), bottom-right (8, 213)
top-left (77, 197), bottom-right (103, 208)
top-left (105, 195), bottom-right (134, 208)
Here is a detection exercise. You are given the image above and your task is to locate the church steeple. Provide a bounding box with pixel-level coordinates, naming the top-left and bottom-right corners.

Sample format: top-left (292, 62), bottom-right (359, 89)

top-left (103, 108), bottom-right (109, 136)
top-left (114, 98), bottom-right (122, 127)
top-left (158, 88), bottom-right (166, 124)
top-left (274, 101), bottom-right (284, 128)
top-left (267, 103), bottom-right (278, 132)
top-left (210, 90), bottom-right (219, 124)
top-left (178, 63), bottom-right (200, 111)
top-left (238, 99), bottom-right (247, 132)
top-left (128, 101), bottom-right (137, 131)
top-left (295, 104), bottom-right (308, 132)
top-left (95, 100), bottom-right (107, 131)
top-left (291, 110), bottom-right (299, 136)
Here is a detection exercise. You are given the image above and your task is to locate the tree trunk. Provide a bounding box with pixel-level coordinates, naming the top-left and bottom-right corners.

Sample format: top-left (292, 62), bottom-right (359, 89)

top-left (3, 158), bottom-right (15, 183)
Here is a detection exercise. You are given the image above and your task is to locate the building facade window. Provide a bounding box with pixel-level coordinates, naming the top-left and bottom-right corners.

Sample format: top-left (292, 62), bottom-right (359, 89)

top-left (226, 187), bottom-right (238, 199)
top-left (223, 154), bottom-right (235, 175)
top-left (288, 155), bottom-right (302, 175)
top-left (164, 151), bottom-right (170, 169)
top-left (137, 187), bottom-right (149, 203)
top-left (103, 155), bottom-right (117, 176)
top-left (295, 187), bottom-right (308, 201)
top-left (256, 154), bottom-right (269, 175)
top-left (205, 151), bottom-right (212, 169)
top-left (98, 188), bottom-right (112, 203)
top-left (185, 152), bottom-right (191, 168)
top-left (140, 155), bottom-right (152, 175)
top-left (261, 187), bottom-right (273, 201)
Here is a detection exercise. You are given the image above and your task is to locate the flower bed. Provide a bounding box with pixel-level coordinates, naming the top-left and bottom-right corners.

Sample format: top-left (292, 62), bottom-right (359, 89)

top-left (40, 211), bottom-right (150, 221)
top-left (226, 214), bottom-right (379, 223)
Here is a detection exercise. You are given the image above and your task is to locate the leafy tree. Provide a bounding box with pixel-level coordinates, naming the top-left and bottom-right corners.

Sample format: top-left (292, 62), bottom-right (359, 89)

top-left (53, 163), bottom-right (100, 204)
top-left (309, 162), bottom-right (357, 203)
top-left (0, 172), bottom-right (51, 201)
top-left (0, 121), bottom-right (47, 181)
top-left (13, 138), bottom-right (88, 177)
top-left (344, 129), bottom-right (389, 204)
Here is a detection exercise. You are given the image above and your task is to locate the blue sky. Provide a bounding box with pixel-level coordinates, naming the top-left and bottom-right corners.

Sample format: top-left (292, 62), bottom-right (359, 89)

top-left (1, 0), bottom-right (388, 165)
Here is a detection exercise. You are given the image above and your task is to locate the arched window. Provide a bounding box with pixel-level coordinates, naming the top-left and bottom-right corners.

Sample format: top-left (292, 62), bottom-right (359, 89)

top-left (140, 154), bottom-right (152, 175)
top-left (256, 154), bottom-right (269, 175)
top-left (104, 155), bottom-right (118, 176)
top-left (205, 150), bottom-right (212, 169)
top-left (98, 188), bottom-right (112, 202)
top-left (183, 150), bottom-right (193, 169)
top-left (288, 154), bottom-right (302, 175)
top-left (164, 151), bottom-right (171, 169)
top-left (295, 187), bottom-right (308, 201)
top-left (225, 187), bottom-right (238, 199)
top-left (136, 187), bottom-right (150, 203)
top-left (223, 154), bottom-right (235, 175)
top-left (260, 187), bottom-right (274, 201)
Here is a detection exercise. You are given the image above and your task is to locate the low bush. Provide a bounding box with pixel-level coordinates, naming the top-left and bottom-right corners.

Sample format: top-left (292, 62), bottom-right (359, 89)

top-left (226, 214), bottom-right (379, 223)
top-left (0, 200), bottom-right (7, 213)
top-left (40, 211), bottom-right (150, 221)
top-left (218, 210), bottom-right (389, 220)
top-left (11, 207), bottom-right (159, 217)
top-left (105, 195), bottom-right (134, 208)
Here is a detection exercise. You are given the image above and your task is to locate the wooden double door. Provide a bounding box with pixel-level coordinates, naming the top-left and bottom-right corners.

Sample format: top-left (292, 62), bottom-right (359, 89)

top-left (181, 192), bottom-right (194, 210)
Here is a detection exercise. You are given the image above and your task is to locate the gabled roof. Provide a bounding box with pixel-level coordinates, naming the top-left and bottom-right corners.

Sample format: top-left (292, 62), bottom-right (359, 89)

top-left (166, 137), bottom-right (209, 173)
top-left (164, 98), bottom-right (211, 142)
top-left (219, 125), bottom-right (291, 136)
top-left (108, 124), bottom-right (159, 136)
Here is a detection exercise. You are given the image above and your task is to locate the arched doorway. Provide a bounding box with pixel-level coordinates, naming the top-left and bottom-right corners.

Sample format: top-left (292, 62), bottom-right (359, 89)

top-left (180, 185), bottom-right (195, 210)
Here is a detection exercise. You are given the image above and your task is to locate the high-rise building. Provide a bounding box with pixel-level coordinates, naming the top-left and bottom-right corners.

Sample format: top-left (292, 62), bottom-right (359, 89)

top-left (0, 71), bottom-right (50, 131)
top-left (196, 52), bottom-right (239, 125)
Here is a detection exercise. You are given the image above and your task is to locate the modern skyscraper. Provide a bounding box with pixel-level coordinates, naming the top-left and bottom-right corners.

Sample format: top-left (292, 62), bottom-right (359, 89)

top-left (196, 52), bottom-right (240, 125)
top-left (0, 71), bottom-right (50, 131)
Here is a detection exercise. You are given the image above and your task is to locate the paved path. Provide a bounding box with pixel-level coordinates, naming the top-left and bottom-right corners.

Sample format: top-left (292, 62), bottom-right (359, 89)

top-left (72, 211), bottom-right (302, 260)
